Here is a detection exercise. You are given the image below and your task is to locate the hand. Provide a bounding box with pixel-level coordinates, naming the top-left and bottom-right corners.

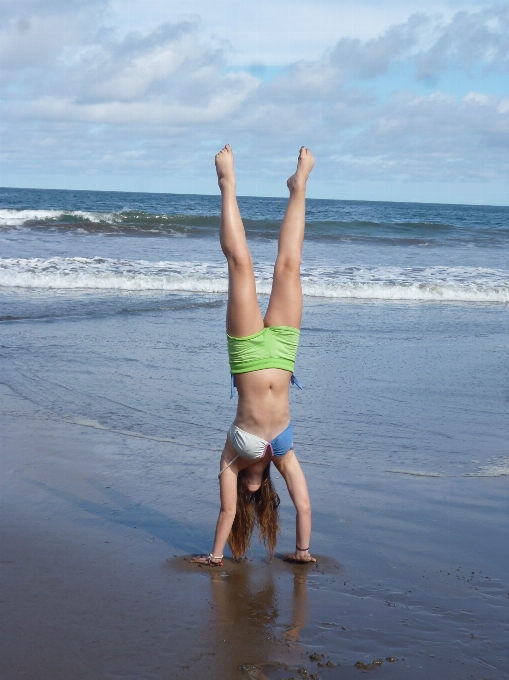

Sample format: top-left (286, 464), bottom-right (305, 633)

top-left (284, 551), bottom-right (317, 564)
top-left (189, 554), bottom-right (224, 566)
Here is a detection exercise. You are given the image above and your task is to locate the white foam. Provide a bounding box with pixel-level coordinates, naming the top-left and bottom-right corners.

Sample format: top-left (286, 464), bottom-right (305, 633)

top-left (0, 209), bottom-right (64, 226)
top-left (463, 458), bottom-right (509, 477)
top-left (301, 280), bottom-right (509, 302)
top-left (0, 209), bottom-right (117, 227)
top-left (0, 257), bottom-right (230, 293)
top-left (65, 417), bottom-right (196, 446)
top-left (0, 270), bottom-right (229, 293)
top-left (386, 469), bottom-right (442, 477)
top-left (1, 257), bottom-right (508, 303)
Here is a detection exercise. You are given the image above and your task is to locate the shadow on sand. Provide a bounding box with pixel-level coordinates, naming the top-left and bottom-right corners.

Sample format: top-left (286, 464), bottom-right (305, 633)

top-left (28, 478), bottom-right (208, 554)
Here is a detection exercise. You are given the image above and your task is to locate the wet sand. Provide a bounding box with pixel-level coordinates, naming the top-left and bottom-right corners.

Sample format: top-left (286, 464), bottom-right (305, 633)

top-left (1, 382), bottom-right (508, 680)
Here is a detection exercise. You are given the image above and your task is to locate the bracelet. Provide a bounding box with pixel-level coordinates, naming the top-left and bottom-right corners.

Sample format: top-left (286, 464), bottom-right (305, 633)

top-left (296, 545), bottom-right (309, 552)
top-left (208, 553), bottom-right (223, 560)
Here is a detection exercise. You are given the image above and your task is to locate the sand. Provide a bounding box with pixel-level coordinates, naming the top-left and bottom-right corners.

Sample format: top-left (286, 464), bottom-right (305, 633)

top-left (1, 382), bottom-right (508, 680)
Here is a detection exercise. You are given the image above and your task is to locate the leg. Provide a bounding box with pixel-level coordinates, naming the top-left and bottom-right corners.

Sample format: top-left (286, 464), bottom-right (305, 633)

top-left (264, 147), bottom-right (314, 329)
top-left (216, 145), bottom-right (264, 337)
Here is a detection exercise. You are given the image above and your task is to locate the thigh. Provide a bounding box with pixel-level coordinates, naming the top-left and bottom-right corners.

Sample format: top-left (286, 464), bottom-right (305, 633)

top-left (226, 263), bottom-right (264, 337)
top-left (263, 261), bottom-right (302, 329)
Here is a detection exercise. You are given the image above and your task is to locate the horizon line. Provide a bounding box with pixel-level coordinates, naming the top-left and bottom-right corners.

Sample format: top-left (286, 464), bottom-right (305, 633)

top-left (1, 185), bottom-right (507, 210)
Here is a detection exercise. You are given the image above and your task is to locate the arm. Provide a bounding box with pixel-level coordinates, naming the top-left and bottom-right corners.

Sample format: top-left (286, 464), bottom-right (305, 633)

top-left (190, 443), bottom-right (238, 565)
top-left (273, 450), bottom-right (316, 563)
top-left (211, 464), bottom-right (237, 558)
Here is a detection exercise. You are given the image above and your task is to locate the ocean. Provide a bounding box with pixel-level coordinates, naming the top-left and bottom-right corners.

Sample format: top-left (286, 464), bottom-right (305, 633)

top-left (1, 187), bottom-right (508, 302)
top-left (2, 186), bottom-right (509, 678)
top-left (1, 186), bottom-right (508, 476)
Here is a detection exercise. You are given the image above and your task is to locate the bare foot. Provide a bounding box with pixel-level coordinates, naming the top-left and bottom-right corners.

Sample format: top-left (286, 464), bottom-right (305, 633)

top-left (215, 144), bottom-right (236, 191)
top-left (287, 146), bottom-right (314, 193)
top-left (284, 551), bottom-right (317, 564)
top-left (189, 555), bottom-right (224, 566)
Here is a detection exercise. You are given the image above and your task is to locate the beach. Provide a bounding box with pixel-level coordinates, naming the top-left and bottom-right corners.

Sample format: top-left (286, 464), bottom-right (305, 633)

top-left (1, 189), bottom-right (509, 678)
top-left (2, 374), bottom-right (508, 679)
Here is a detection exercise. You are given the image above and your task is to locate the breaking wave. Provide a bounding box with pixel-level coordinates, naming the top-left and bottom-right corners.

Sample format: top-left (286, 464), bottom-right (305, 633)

top-left (0, 208), bottom-right (217, 236)
top-left (1, 207), bottom-right (508, 246)
top-left (1, 257), bottom-right (508, 303)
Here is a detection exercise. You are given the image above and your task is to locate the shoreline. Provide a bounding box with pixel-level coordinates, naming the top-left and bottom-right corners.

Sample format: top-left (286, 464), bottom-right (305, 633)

top-left (1, 383), bottom-right (508, 679)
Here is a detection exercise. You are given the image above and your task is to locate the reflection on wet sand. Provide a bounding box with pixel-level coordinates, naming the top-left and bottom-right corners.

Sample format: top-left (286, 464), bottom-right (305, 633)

top-left (282, 569), bottom-right (308, 643)
top-left (169, 555), bottom-right (343, 678)
top-left (206, 561), bottom-right (310, 679)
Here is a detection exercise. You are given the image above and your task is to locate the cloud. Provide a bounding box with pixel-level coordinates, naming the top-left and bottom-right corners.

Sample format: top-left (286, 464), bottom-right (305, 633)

top-left (2, 12), bottom-right (257, 125)
top-left (1, 0), bottom-right (508, 201)
top-left (73, 20), bottom-right (217, 103)
top-left (415, 4), bottom-right (509, 78)
top-left (340, 92), bottom-right (509, 181)
top-left (329, 13), bottom-right (429, 79)
top-left (0, 0), bottom-right (107, 69)
top-left (28, 84), bottom-right (256, 126)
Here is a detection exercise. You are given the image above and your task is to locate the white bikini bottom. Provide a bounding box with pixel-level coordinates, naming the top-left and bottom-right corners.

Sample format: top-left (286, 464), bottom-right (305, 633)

top-left (218, 422), bottom-right (293, 478)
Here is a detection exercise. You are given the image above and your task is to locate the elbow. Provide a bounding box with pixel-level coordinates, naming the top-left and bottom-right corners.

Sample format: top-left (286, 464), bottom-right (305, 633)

top-left (219, 506), bottom-right (236, 521)
top-left (295, 500), bottom-right (311, 517)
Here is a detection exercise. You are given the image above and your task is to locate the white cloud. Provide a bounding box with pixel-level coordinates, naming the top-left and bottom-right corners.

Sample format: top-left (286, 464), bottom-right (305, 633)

top-left (0, 0), bottom-right (107, 69)
top-left (464, 91), bottom-right (492, 104)
top-left (414, 3), bottom-right (509, 78)
top-left (339, 92), bottom-right (509, 181)
top-left (328, 13), bottom-right (429, 79)
top-left (1, 0), bottom-right (508, 203)
top-left (108, 0), bottom-right (498, 65)
top-left (28, 83), bottom-right (257, 125)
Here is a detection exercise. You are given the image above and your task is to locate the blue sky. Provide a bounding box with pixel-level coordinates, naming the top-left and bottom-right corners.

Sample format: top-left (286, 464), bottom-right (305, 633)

top-left (0, 0), bottom-right (508, 204)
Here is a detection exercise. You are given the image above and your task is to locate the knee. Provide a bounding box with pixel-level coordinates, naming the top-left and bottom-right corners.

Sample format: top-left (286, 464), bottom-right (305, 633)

top-left (223, 247), bottom-right (252, 272)
top-left (275, 253), bottom-right (301, 276)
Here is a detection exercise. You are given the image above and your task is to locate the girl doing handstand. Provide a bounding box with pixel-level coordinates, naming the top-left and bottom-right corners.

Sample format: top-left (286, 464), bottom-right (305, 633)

top-left (192, 145), bottom-right (316, 566)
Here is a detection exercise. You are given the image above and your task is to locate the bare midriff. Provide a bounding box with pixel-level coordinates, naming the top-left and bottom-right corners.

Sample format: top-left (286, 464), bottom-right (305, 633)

top-left (233, 368), bottom-right (292, 442)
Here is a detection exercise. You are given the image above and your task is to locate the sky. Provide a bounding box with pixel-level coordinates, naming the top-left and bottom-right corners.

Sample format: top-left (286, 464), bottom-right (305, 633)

top-left (0, 0), bottom-right (508, 204)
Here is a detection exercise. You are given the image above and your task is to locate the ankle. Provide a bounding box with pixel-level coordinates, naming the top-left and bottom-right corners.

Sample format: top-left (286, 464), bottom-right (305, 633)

top-left (288, 180), bottom-right (306, 196)
top-left (218, 177), bottom-right (236, 193)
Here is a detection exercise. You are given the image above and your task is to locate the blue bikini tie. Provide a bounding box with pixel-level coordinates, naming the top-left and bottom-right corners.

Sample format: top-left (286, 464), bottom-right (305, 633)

top-left (230, 373), bottom-right (303, 399)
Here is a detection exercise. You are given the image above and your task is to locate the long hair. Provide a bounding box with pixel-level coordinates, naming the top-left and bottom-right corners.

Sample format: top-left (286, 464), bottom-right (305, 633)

top-left (228, 464), bottom-right (281, 560)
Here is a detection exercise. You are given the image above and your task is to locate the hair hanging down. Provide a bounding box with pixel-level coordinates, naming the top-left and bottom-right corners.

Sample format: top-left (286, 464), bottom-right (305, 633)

top-left (228, 464), bottom-right (281, 560)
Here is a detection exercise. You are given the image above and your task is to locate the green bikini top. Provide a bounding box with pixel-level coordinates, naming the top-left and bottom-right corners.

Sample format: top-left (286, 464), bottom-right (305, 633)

top-left (227, 325), bottom-right (300, 374)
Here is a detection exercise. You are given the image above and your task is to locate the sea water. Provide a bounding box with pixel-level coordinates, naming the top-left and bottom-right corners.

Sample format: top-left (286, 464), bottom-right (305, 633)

top-left (1, 186), bottom-right (508, 479)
